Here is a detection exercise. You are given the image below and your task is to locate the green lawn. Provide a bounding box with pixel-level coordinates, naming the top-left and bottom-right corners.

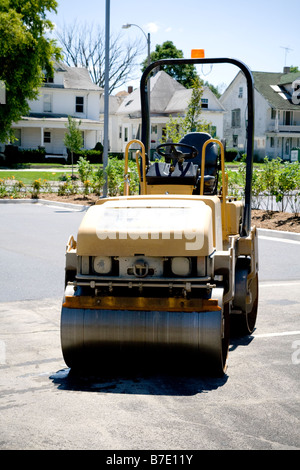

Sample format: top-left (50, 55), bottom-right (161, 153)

top-left (0, 161), bottom-right (260, 185)
top-left (0, 161), bottom-right (105, 184)
top-left (0, 170), bottom-right (77, 184)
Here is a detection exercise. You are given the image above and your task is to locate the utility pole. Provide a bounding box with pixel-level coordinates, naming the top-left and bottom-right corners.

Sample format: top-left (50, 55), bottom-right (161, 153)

top-left (102, 0), bottom-right (110, 197)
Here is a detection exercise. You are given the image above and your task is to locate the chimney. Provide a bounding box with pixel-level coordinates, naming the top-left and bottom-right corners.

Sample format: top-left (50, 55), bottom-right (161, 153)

top-left (283, 66), bottom-right (291, 74)
top-left (128, 86), bottom-right (133, 94)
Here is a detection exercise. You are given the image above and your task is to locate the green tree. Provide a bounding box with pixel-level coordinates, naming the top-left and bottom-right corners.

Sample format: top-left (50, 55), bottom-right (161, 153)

top-left (141, 40), bottom-right (198, 88)
top-left (0, 0), bottom-right (61, 143)
top-left (64, 116), bottom-right (83, 176)
top-left (184, 75), bottom-right (204, 131)
top-left (204, 80), bottom-right (222, 98)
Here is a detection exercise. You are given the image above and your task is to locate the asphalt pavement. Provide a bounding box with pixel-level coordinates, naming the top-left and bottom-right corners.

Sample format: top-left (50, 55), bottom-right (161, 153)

top-left (0, 200), bottom-right (299, 451)
top-left (0, 200), bottom-right (88, 301)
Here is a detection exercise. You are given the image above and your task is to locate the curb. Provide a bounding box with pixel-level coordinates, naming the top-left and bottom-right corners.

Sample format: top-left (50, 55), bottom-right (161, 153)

top-left (0, 198), bottom-right (89, 211)
top-left (257, 228), bottom-right (300, 242)
top-left (1, 198), bottom-right (299, 241)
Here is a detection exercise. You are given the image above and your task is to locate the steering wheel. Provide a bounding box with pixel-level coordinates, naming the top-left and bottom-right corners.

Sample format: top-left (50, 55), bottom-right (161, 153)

top-left (156, 143), bottom-right (198, 163)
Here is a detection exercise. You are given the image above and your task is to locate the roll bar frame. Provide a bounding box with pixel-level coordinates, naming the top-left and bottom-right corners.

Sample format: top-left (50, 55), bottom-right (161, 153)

top-left (140, 57), bottom-right (255, 237)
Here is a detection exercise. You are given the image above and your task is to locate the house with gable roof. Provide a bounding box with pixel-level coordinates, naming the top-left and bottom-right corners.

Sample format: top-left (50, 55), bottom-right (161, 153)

top-left (5, 62), bottom-right (103, 157)
top-left (113, 70), bottom-right (225, 155)
top-left (220, 67), bottom-right (300, 160)
top-left (2, 65), bottom-right (225, 160)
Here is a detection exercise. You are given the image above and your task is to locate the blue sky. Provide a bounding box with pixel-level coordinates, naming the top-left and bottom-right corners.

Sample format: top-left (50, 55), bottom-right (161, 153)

top-left (49, 0), bottom-right (300, 93)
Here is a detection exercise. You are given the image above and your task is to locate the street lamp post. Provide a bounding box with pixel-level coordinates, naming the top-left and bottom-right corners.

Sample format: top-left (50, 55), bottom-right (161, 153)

top-left (122, 23), bottom-right (151, 153)
top-left (122, 23), bottom-right (150, 66)
top-left (103, 0), bottom-right (110, 197)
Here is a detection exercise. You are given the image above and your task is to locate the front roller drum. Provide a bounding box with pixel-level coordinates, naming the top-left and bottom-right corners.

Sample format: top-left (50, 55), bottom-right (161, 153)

top-left (61, 290), bottom-right (229, 376)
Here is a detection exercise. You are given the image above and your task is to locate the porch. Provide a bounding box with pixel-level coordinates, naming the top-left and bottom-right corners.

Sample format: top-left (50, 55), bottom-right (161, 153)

top-left (266, 131), bottom-right (300, 160)
top-left (11, 115), bottom-right (102, 157)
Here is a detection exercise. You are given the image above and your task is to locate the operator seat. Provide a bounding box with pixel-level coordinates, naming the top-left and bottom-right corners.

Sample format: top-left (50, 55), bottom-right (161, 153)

top-left (179, 132), bottom-right (219, 194)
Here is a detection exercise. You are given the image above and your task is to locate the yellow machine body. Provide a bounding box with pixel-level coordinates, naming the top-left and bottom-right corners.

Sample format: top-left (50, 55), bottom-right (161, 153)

top-left (60, 134), bottom-right (258, 376)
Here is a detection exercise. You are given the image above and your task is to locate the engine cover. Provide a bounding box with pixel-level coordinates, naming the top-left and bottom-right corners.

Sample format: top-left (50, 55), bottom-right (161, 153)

top-left (76, 196), bottom-right (214, 257)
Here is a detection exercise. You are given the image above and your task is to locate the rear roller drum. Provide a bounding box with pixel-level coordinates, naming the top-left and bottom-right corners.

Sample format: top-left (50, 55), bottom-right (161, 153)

top-left (231, 259), bottom-right (258, 337)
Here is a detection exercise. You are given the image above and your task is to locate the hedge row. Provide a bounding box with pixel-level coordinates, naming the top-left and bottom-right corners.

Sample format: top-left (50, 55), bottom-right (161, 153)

top-left (1, 144), bottom-right (104, 166)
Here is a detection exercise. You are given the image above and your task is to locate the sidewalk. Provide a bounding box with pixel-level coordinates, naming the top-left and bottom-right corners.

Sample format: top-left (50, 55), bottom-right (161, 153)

top-left (0, 197), bottom-right (88, 211)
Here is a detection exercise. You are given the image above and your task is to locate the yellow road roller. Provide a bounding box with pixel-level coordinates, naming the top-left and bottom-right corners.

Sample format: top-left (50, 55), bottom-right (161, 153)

top-left (60, 57), bottom-right (258, 376)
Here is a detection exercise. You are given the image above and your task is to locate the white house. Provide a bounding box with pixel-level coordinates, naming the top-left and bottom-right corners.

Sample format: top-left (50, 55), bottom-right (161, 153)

top-left (9, 62), bottom-right (103, 156)
top-left (3, 65), bottom-right (225, 160)
top-left (220, 67), bottom-right (300, 160)
top-left (109, 71), bottom-right (225, 155)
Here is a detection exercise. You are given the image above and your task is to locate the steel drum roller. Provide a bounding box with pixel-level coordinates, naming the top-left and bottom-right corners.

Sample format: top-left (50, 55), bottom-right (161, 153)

top-left (61, 288), bottom-right (228, 375)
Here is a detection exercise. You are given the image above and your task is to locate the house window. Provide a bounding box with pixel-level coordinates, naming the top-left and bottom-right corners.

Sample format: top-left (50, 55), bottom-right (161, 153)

top-left (119, 126), bottom-right (122, 139)
top-left (124, 127), bottom-right (128, 142)
top-left (271, 108), bottom-right (277, 120)
top-left (43, 94), bottom-right (52, 113)
top-left (44, 131), bottom-right (51, 143)
top-left (43, 76), bottom-right (54, 84)
top-left (284, 111), bottom-right (292, 126)
top-left (270, 137), bottom-right (275, 148)
top-left (231, 108), bottom-right (241, 128)
top-left (233, 135), bottom-right (238, 147)
top-left (201, 98), bottom-right (208, 108)
top-left (238, 87), bottom-right (243, 98)
top-left (76, 96), bottom-right (84, 113)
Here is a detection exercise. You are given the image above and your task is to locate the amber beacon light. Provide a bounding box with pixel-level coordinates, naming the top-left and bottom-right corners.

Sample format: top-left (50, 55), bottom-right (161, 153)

top-left (191, 49), bottom-right (205, 58)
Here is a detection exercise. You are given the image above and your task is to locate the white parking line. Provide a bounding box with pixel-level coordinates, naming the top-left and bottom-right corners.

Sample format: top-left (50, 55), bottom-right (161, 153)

top-left (253, 331), bottom-right (300, 339)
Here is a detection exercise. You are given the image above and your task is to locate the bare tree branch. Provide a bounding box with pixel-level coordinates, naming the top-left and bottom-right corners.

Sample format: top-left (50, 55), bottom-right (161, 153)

top-left (55, 21), bottom-right (144, 93)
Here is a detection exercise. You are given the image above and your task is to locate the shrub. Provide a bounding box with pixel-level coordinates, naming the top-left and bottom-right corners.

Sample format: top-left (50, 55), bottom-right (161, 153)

top-left (92, 166), bottom-right (105, 196)
top-left (77, 156), bottom-right (93, 183)
top-left (58, 175), bottom-right (78, 195)
top-left (225, 148), bottom-right (240, 162)
top-left (4, 146), bottom-right (46, 166)
top-left (30, 178), bottom-right (43, 198)
top-left (67, 148), bottom-right (103, 164)
top-left (276, 162), bottom-right (300, 215)
top-left (77, 156), bottom-right (94, 195)
top-left (106, 157), bottom-right (139, 196)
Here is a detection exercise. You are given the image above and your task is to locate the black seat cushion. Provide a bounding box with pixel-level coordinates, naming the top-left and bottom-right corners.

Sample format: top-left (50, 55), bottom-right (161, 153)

top-left (179, 132), bottom-right (219, 177)
top-left (146, 161), bottom-right (198, 185)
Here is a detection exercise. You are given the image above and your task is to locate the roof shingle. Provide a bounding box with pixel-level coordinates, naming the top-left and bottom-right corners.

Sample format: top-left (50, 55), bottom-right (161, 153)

top-left (253, 71), bottom-right (300, 110)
